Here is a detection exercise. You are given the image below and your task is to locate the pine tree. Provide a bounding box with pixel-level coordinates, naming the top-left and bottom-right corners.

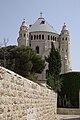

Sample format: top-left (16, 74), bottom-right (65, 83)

top-left (0, 45), bottom-right (45, 79)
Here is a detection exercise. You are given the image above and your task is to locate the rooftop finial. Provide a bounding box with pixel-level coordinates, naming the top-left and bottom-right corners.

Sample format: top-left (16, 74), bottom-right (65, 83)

top-left (64, 22), bottom-right (66, 26)
top-left (23, 18), bottom-right (25, 21)
top-left (40, 12), bottom-right (43, 18)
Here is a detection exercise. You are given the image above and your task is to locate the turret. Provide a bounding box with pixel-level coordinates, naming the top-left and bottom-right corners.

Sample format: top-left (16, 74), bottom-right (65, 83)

top-left (59, 23), bottom-right (72, 74)
top-left (17, 19), bottom-right (29, 46)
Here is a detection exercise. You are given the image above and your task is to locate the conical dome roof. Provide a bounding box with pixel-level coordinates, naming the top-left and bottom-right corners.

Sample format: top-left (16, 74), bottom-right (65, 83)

top-left (28, 16), bottom-right (57, 33)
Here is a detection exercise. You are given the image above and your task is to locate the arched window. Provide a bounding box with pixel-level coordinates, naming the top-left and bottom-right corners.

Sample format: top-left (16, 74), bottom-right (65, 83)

top-left (31, 35), bottom-right (33, 40)
top-left (48, 35), bottom-right (50, 40)
top-left (37, 35), bottom-right (38, 39)
top-left (39, 35), bottom-right (41, 39)
top-left (55, 37), bottom-right (56, 41)
top-left (34, 35), bottom-right (36, 40)
top-left (51, 36), bottom-right (52, 40)
top-left (62, 38), bottom-right (64, 40)
top-left (36, 46), bottom-right (39, 53)
top-left (42, 35), bottom-right (44, 39)
top-left (24, 33), bottom-right (26, 37)
top-left (65, 37), bottom-right (67, 40)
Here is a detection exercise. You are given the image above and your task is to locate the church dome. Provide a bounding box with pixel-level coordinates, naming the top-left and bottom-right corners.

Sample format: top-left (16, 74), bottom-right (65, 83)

top-left (28, 16), bottom-right (57, 33)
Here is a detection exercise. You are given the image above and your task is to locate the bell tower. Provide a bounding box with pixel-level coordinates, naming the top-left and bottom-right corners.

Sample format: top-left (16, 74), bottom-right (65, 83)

top-left (17, 19), bottom-right (29, 46)
top-left (59, 23), bottom-right (72, 74)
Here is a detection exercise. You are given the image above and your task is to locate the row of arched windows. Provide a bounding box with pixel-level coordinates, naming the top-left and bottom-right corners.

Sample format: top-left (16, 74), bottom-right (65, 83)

top-left (62, 37), bottom-right (67, 40)
top-left (31, 34), bottom-right (57, 41)
top-left (48, 35), bottom-right (56, 41)
top-left (31, 35), bottom-right (44, 40)
top-left (20, 33), bottom-right (28, 38)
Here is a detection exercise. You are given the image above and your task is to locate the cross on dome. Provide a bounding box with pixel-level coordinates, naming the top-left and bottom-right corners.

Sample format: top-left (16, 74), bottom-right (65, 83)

top-left (23, 18), bottom-right (25, 21)
top-left (64, 22), bottom-right (66, 25)
top-left (40, 12), bottom-right (43, 18)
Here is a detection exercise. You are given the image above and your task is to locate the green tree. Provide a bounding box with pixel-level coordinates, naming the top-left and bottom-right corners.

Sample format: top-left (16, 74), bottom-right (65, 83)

top-left (0, 45), bottom-right (45, 79)
top-left (47, 42), bottom-right (62, 92)
top-left (47, 42), bottom-right (61, 76)
top-left (47, 74), bottom-right (62, 92)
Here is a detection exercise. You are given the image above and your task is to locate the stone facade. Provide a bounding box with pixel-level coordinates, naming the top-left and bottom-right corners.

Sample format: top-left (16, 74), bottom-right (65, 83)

top-left (17, 14), bottom-right (72, 84)
top-left (0, 66), bottom-right (57, 120)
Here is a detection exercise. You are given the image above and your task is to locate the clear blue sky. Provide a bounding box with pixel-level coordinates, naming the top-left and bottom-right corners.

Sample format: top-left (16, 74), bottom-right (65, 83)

top-left (0, 0), bottom-right (80, 71)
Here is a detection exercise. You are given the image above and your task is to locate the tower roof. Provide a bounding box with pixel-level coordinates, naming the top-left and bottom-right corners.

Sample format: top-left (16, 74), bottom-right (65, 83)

top-left (62, 23), bottom-right (68, 31)
top-left (61, 23), bottom-right (69, 35)
top-left (28, 15), bottom-right (57, 33)
top-left (21, 19), bottom-right (27, 27)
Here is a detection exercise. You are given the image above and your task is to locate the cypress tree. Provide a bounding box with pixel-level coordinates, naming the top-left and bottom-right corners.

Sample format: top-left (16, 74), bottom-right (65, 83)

top-left (47, 42), bottom-right (61, 76)
top-left (47, 42), bottom-right (62, 92)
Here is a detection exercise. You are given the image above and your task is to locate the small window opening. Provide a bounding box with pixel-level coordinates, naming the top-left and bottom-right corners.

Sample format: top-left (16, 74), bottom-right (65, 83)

top-left (37, 35), bottom-right (38, 39)
top-left (34, 35), bottom-right (36, 40)
top-left (42, 35), bottom-right (44, 39)
top-left (24, 33), bottom-right (26, 37)
top-left (31, 35), bottom-right (33, 40)
top-left (40, 21), bottom-right (45, 24)
top-left (62, 38), bottom-right (64, 40)
top-left (39, 35), bottom-right (41, 39)
top-left (48, 35), bottom-right (50, 40)
top-left (36, 46), bottom-right (39, 54)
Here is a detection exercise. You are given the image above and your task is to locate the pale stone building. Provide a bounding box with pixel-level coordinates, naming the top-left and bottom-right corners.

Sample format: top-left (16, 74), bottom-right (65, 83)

top-left (17, 13), bottom-right (72, 84)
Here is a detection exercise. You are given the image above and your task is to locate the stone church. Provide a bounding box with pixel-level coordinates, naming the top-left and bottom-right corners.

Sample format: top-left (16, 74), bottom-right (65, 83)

top-left (17, 13), bottom-right (72, 85)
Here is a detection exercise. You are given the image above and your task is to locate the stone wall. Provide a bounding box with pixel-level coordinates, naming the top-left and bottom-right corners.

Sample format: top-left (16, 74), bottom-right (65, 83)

top-left (0, 66), bottom-right (57, 120)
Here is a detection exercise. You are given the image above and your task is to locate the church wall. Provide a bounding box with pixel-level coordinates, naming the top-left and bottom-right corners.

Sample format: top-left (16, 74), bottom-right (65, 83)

top-left (0, 66), bottom-right (57, 120)
top-left (30, 32), bottom-right (59, 55)
top-left (30, 39), bottom-right (45, 55)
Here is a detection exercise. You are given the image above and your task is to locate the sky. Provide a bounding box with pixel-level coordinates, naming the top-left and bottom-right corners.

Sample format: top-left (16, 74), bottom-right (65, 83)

top-left (0, 0), bottom-right (80, 71)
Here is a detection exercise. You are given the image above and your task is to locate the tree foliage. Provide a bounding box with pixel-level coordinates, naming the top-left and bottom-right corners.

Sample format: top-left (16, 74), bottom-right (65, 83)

top-left (47, 42), bottom-right (61, 76)
top-left (59, 72), bottom-right (80, 108)
top-left (46, 42), bottom-right (62, 92)
top-left (0, 45), bottom-right (45, 78)
top-left (47, 74), bottom-right (62, 92)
